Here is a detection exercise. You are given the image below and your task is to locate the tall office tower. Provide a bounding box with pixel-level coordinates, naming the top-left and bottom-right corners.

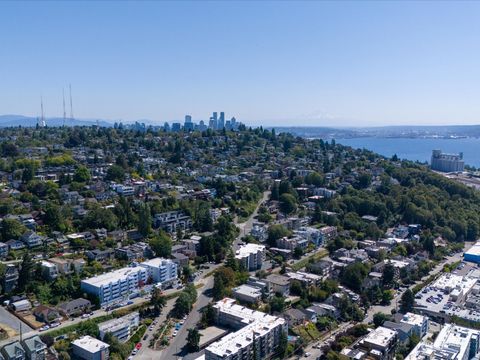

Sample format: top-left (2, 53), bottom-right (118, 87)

top-left (184, 115), bottom-right (194, 131)
top-left (209, 117), bottom-right (215, 129)
top-left (218, 112), bottom-right (225, 129)
top-left (212, 112), bottom-right (218, 129)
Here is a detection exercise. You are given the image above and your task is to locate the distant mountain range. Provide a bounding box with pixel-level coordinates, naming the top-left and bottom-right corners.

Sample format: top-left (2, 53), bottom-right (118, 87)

top-left (271, 125), bottom-right (480, 139)
top-left (0, 115), bottom-right (114, 128)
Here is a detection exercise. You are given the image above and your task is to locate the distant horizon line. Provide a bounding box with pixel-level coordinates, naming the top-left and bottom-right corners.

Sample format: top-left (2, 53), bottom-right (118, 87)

top-left (1, 113), bottom-right (480, 129)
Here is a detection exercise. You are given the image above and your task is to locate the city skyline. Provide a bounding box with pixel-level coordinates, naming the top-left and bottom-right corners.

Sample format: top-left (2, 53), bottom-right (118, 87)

top-left (2, 2), bottom-right (480, 126)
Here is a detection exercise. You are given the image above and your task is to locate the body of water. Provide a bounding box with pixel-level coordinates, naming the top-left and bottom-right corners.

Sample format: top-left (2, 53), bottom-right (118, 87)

top-left (336, 137), bottom-right (480, 168)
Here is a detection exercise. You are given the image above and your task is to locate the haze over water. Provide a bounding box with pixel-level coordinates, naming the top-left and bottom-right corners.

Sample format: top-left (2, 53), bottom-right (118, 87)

top-left (337, 137), bottom-right (480, 168)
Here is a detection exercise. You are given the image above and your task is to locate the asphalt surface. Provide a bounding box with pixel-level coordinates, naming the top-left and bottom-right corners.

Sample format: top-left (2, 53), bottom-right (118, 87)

top-left (157, 276), bottom-right (214, 360)
top-left (0, 307), bottom-right (33, 334)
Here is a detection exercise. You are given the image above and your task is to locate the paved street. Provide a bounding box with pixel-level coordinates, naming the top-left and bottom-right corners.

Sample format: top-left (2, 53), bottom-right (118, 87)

top-left (233, 190), bottom-right (270, 250)
top-left (157, 276), bottom-right (214, 359)
top-left (136, 298), bottom-right (175, 359)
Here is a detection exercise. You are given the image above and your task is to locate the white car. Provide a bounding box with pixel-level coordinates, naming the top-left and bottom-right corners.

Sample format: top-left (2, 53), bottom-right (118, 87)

top-left (39, 325), bottom-right (50, 332)
top-left (172, 330), bottom-right (178, 337)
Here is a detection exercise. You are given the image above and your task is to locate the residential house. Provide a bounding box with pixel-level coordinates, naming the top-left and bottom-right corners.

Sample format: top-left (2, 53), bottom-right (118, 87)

top-left (1, 341), bottom-right (25, 360)
top-left (20, 337), bottom-right (46, 360)
top-left (20, 231), bottom-right (43, 248)
top-left (57, 298), bottom-right (91, 317)
top-left (33, 305), bottom-right (61, 324)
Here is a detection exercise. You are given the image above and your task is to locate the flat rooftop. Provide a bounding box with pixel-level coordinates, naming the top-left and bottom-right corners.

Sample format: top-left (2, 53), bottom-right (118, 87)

top-left (81, 266), bottom-right (145, 288)
top-left (235, 243), bottom-right (265, 258)
top-left (140, 257), bottom-right (173, 267)
top-left (400, 312), bottom-right (426, 328)
top-left (362, 326), bottom-right (396, 348)
top-left (465, 241), bottom-right (480, 257)
top-left (207, 298), bottom-right (286, 357)
top-left (72, 336), bottom-right (109, 354)
top-left (232, 284), bottom-right (262, 298)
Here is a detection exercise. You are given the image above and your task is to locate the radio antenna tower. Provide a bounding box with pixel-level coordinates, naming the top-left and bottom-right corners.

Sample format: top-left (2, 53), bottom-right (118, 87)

top-left (39, 96), bottom-right (46, 127)
top-left (62, 88), bottom-right (67, 127)
top-left (69, 83), bottom-right (74, 124)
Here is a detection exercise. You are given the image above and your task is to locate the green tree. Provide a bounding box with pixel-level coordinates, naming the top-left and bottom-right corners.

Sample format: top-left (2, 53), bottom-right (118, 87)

top-left (270, 295), bottom-right (285, 313)
top-left (149, 231), bottom-right (172, 257)
top-left (400, 289), bottom-right (415, 313)
top-left (1, 218), bottom-right (27, 241)
top-left (373, 312), bottom-right (390, 327)
top-left (382, 263), bottom-right (395, 288)
top-left (74, 165), bottom-right (91, 183)
top-left (267, 224), bottom-right (290, 247)
top-left (212, 266), bottom-right (236, 300)
top-left (225, 249), bottom-right (238, 271)
top-left (44, 203), bottom-right (65, 232)
top-left (186, 328), bottom-right (201, 352)
top-left (305, 172), bottom-right (324, 186)
top-left (138, 203), bottom-right (152, 236)
top-left (82, 206), bottom-right (118, 231)
top-left (18, 253), bottom-right (34, 292)
top-left (173, 292), bottom-right (193, 318)
top-left (279, 193), bottom-right (297, 214)
top-left (105, 164), bottom-right (125, 182)
top-left (201, 303), bottom-right (216, 328)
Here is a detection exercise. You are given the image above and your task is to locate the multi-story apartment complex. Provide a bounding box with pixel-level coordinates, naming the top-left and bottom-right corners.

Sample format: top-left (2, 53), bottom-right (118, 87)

top-left (406, 324), bottom-right (480, 360)
top-left (139, 258), bottom-right (178, 288)
top-left (235, 243), bottom-right (265, 271)
top-left (153, 211), bottom-right (193, 233)
top-left (342, 326), bottom-right (398, 360)
top-left (98, 312), bottom-right (140, 343)
top-left (205, 298), bottom-right (287, 360)
top-left (81, 258), bottom-right (178, 305)
top-left (431, 149), bottom-right (465, 173)
top-left (80, 266), bottom-right (148, 306)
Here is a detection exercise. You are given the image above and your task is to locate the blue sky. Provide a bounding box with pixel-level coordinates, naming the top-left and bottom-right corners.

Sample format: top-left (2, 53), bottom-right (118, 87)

top-left (1, 1), bottom-right (480, 126)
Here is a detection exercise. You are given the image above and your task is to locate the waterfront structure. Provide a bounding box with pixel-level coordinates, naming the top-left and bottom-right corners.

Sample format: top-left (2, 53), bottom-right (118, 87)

top-left (205, 298), bottom-right (287, 360)
top-left (431, 149), bottom-right (465, 172)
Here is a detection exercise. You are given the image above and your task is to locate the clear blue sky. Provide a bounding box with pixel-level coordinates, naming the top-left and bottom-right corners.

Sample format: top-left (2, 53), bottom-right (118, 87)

top-left (1, 1), bottom-right (480, 127)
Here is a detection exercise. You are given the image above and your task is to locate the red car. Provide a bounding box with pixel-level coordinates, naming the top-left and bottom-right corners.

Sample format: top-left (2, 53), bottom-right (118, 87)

top-left (136, 343), bottom-right (142, 350)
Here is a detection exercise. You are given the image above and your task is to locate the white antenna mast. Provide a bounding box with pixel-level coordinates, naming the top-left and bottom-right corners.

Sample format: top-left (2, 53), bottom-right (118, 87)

top-left (69, 83), bottom-right (74, 124)
top-left (63, 88), bottom-right (67, 127)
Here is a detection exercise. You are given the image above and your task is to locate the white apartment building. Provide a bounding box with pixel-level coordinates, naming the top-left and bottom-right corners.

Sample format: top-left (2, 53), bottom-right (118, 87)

top-left (406, 324), bottom-right (480, 360)
top-left (205, 298), bottom-right (287, 360)
top-left (235, 244), bottom-right (265, 271)
top-left (139, 258), bottom-right (178, 288)
top-left (99, 312), bottom-right (140, 343)
top-left (400, 312), bottom-right (429, 339)
top-left (81, 266), bottom-right (148, 306)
